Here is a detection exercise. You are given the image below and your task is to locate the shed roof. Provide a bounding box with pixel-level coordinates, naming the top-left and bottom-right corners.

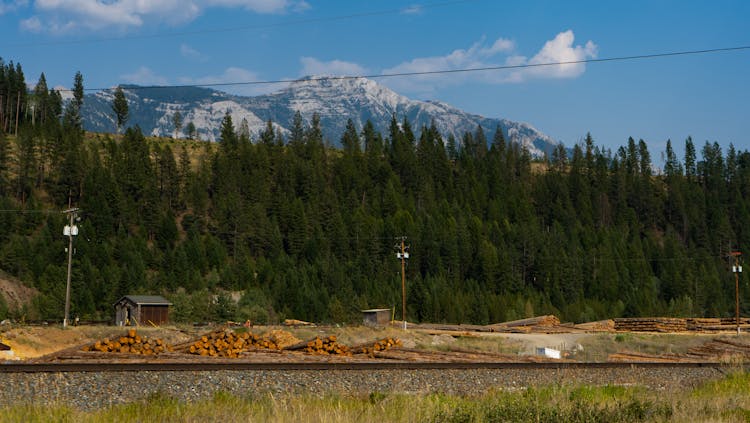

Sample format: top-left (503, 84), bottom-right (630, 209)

top-left (115, 295), bottom-right (172, 306)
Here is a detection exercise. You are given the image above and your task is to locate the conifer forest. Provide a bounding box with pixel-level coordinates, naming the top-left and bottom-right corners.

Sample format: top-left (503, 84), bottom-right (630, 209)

top-left (1, 59), bottom-right (749, 325)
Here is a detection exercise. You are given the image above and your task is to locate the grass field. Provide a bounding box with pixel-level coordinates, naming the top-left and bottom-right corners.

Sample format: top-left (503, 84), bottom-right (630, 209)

top-left (1, 371), bottom-right (748, 423)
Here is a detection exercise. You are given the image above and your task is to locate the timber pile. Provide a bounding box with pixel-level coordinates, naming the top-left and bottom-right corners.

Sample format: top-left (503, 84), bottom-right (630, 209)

top-left (575, 319), bottom-right (615, 332)
top-left (286, 335), bottom-right (351, 355)
top-left (81, 329), bottom-right (172, 355)
top-left (284, 319), bottom-right (314, 326)
top-left (492, 315), bottom-right (561, 328)
top-left (264, 329), bottom-right (301, 349)
top-left (607, 351), bottom-right (694, 363)
top-left (609, 338), bottom-right (750, 363)
top-left (686, 338), bottom-right (750, 361)
top-left (179, 329), bottom-right (300, 358)
top-left (351, 337), bottom-right (401, 356)
top-left (410, 315), bottom-right (566, 334)
top-left (613, 318), bottom-right (687, 332)
top-left (686, 318), bottom-right (750, 332)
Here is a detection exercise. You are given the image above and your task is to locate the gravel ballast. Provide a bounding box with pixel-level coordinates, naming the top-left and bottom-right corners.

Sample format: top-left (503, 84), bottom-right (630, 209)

top-left (0, 365), bottom-right (732, 411)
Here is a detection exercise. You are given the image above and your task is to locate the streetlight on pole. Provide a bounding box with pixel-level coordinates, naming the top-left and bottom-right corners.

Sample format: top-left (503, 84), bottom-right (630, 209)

top-left (63, 208), bottom-right (79, 328)
top-left (731, 251), bottom-right (742, 335)
top-left (396, 237), bottom-right (409, 330)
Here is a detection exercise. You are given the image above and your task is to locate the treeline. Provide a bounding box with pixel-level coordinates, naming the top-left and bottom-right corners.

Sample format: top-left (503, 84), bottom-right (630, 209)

top-left (0, 65), bottom-right (748, 325)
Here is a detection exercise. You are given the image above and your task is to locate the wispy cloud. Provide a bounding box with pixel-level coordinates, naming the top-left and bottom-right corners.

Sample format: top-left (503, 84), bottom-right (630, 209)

top-left (121, 66), bottom-right (169, 86)
top-left (205, 0), bottom-right (304, 14)
top-left (299, 57), bottom-right (368, 77)
top-left (20, 0), bottom-right (307, 34)
top-left (179, 66), bottom-right (286, 96)
top-left (0, 0), bottom-right (28, 15)
top-left (180, 43), bottom-right (208, 62)
top-left (381, 31), bottom-right (597, 94)
top-left (401, 4), bottom-right (422, 15)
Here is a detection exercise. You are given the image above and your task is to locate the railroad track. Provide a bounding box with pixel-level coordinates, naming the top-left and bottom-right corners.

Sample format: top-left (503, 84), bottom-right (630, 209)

top-left (0, 360), bottom-right (741, 373)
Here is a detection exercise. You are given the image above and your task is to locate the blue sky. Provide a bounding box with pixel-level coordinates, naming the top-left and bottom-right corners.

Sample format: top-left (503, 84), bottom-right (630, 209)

top-left (1, 0), bottom-right (748, 156)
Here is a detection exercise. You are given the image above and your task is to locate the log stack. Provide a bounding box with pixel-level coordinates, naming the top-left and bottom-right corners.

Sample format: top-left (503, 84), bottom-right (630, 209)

top-left (351, 337), bottom-right (401, 356)
top-left (286, 335), bottom-right (351, 355)
top-left (613, 318), bottom-right (687, 332)
top-left (184, 330), bottom-right (266, 357)
top-left (81, 329), bottom-right (172, 355)
top-left (686, 338), bottom-right (750, 360)
top-left (179, 329), bottom-right (301, 358)
top-left (686, 318), bottom-right (750, 332)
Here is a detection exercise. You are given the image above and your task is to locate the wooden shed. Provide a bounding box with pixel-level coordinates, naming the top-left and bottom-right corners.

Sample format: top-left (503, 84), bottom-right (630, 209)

top-left (362, 308), bottom-right (391, 327)
top-left (114, 295), bottom-right (172, 326)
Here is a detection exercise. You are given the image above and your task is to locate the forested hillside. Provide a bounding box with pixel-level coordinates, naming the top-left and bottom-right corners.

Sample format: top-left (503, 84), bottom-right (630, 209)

top-left (1, 61), bottom-right (748, 324)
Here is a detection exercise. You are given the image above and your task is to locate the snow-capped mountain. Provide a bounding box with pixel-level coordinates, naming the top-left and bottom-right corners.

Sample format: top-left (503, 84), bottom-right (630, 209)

top-left (81, 77), bottom-right (559, 157)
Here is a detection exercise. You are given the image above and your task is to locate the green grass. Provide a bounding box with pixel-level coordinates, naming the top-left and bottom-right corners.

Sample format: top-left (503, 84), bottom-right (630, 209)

top-left (2, 372), bottom-right (748, 422)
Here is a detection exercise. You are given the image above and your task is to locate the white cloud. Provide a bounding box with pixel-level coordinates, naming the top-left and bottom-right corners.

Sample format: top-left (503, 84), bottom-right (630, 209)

top-left (401, 5), bottom-right (422, 15)
top-left (19, 15), bottom-right (42, 31)
top-left (299, 57), bottom-right (368, 77)
top-left (380, 31), bottom-right (596, 94)
top-left (121, 66), bottom-right (169, 86)
top-left (481, 38), bottom-right (515, 56)
top-left (21, 0), bottom-right (307, 33)
top-left (0, 0), bottom-right (28, 14)
top-left (205, 0), bottom-right (303, 14)
top-left (180, 44), bottom-right (207, 61)
top-left (521, 30), bottom-right (598, 79)
top-left (179, 66), bottom-right (286, 96)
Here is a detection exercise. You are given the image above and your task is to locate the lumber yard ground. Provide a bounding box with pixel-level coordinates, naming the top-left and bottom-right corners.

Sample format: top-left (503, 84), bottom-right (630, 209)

top-left (2, 315), bottom-right (750, 362)
top-left (1, 316), bottom-right (749, 410)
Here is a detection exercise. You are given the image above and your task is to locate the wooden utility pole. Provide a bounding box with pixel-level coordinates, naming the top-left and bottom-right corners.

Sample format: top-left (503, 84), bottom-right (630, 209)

top-left (396, 237), bottom-right (409, 330)
top-left (731, 251), bottom-right (742, 335)
top-left (63, 207), bottom-right (80, 328)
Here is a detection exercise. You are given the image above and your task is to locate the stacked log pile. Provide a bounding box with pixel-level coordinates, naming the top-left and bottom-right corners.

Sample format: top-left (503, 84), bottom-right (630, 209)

top-left (177, 329), bottom-right (300, 358)
top-left (491, 315), bottom-right (561, 328)
top-left (686, 318), bottom-right (750, 332)
top-left (351, 337), bottom-right (401, 356)
top-left (574, 320), bottom-right (615, 332)
top-left (686, 338), bottom-right (750, 361)
top-left (410, 315), bottom-right (566, 334)
top-left (609, 338), bottom-right (750, 362)
top-left (607, 351), bottom-right (694, 362)
top-left (81, 329), bottom-right (172, 355)
top-left (286, 336), bottom-right (351, 355)
top-left (613, 318), bottom-right (688, 332)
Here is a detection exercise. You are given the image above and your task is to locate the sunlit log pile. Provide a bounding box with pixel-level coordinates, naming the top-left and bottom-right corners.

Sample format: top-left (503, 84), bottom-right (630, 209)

top-left (81, 329), bottom-right (172, 355)
top-left (608, 338), bottom-right (750, 362)
top-left (686, 318), bottom-right (750, 332)
top-left (286, 335), bottom-right (351, 355)
top-left (177, 329), bottom-right (300, 358)
top-left (351, 337), bottom-right (401, 356)
top-left (613, 318), bottom-right (688, 332)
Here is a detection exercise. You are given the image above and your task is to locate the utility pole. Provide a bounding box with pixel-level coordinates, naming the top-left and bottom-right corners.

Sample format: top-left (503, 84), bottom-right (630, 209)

top-left (731, 251), bottom-right (742, 335)
top-left (63, 208), bottom-right (80, 328)
top-left (395, 237), bottom-right (409, 330)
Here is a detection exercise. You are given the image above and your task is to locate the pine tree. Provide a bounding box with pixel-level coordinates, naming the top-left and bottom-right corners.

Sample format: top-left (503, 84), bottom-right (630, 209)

top-left (172, 111), bottom-right (183, 139)
top-left (185, 122), bottom-right (197, 140)
top-left (111, 86), bottom-right (128, 134)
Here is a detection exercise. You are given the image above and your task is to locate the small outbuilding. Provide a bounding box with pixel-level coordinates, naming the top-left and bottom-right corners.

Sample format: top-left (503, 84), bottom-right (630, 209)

top-left (114, 295), bottom-right (172, 326)
top-left (361, 308), bottom-right (391, 327)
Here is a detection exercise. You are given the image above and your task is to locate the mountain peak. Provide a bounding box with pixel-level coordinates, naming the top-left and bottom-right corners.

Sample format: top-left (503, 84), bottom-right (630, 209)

top-left (81, 77), bottom-right (559, 156)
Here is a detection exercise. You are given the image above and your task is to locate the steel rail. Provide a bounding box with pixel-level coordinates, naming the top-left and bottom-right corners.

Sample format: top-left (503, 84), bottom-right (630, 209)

top-left (0, 361), bottom-right (741, 373)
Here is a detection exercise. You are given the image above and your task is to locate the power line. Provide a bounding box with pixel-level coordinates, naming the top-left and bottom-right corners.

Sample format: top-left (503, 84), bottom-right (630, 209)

top-left (2, 0), bottom-right (479, 48)
top-left (71, 44), bottom-right (750, 93)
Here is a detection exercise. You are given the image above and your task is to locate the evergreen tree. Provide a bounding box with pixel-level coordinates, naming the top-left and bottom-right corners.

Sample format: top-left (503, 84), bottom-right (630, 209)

top-left (111, 86), bottom-right (128, 134)
top-left (172, 111), bottom-right (183, 139)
